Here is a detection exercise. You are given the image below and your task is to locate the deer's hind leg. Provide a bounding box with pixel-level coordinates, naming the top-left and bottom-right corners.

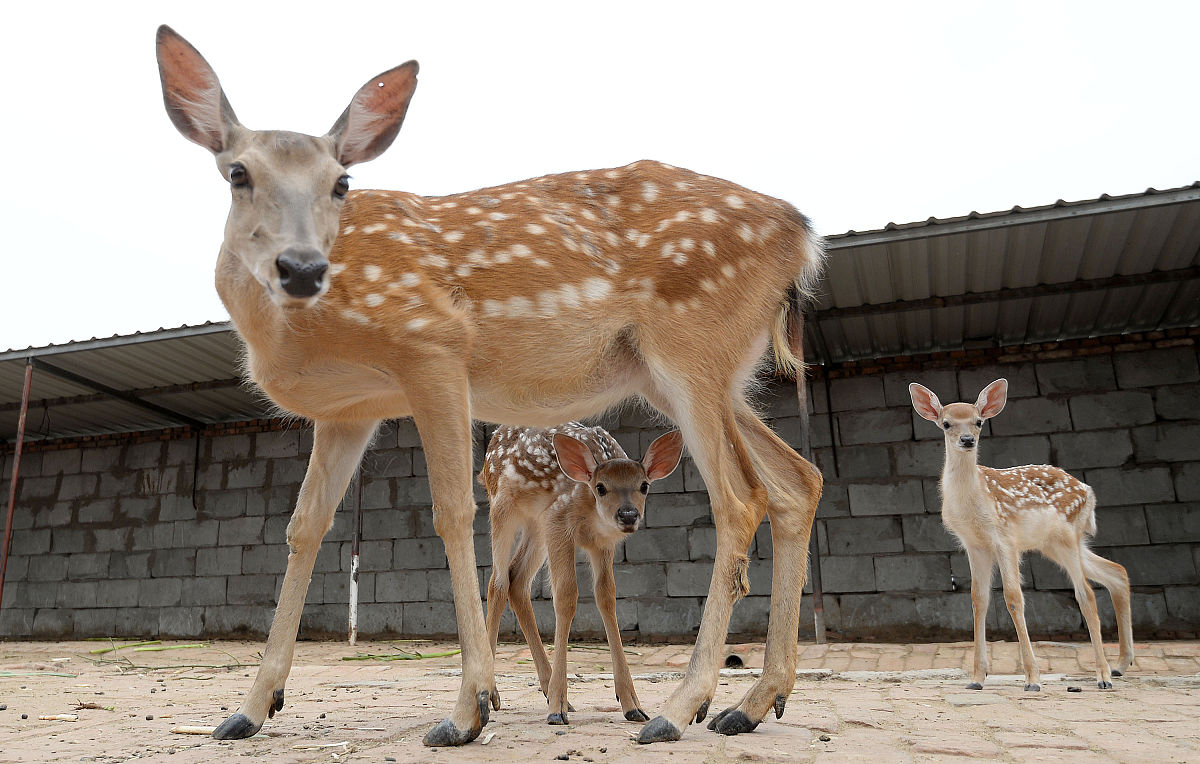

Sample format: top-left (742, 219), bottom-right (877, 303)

top-left (707, 404), bottom-right (821, 735)
top-left (636, 377), bottom-right (769, 744)
top-left (508, 530), bottom-right (554, 699)
top-left (1047, 542), bottom-right (1114, 689)
top-left (587, 545), bottom-right (649, 722)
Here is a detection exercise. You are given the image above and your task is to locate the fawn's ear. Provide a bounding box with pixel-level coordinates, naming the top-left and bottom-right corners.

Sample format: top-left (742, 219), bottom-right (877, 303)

top-left (156, 25), bottom-right (241, 153)
top-left (328, 61), bottom-right (419, 167)
top-left (975, 379), bottom-right (1008, 419)
top-left (553, 434), bottom-right (597, 483)
top-left (642, 431), bottom-right (685, 482)
top-left (908, 383), bottom-right (943, 422)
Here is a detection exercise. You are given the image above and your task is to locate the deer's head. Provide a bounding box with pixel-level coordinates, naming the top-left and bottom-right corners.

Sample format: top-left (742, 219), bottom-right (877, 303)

top-left (553, 431), bottom-right (684, 534)
top-left (155, 25), bottom-right (417, 310)
top-left (910, 379), bottom-right (1008, 453)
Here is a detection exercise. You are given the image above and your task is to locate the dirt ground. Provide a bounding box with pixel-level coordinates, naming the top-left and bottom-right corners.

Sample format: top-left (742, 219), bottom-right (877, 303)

top-left (1, 638), bottom-right (1198, 763)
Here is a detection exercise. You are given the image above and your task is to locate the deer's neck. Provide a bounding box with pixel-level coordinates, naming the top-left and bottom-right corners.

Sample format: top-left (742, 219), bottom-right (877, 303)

top-left (940, 441), bottom-right (985, 507)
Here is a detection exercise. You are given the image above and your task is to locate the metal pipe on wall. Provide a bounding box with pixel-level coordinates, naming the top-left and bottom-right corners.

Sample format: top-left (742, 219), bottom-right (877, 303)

top-left (0, 358), bottom-right (34, 612)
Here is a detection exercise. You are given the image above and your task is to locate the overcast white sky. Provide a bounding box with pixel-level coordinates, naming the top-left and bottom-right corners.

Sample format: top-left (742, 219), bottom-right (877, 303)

top-left (2, 1), bottom-right (1197, 352)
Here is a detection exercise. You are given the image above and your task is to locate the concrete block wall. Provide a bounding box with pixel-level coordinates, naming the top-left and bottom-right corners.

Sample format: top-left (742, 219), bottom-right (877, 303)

top-left (1, 334), bottom-right (1197, 641)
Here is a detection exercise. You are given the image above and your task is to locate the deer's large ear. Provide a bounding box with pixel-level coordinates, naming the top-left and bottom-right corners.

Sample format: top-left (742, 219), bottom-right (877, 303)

top-left (328, 61), bottom-right (419, 167)
top-left (156, 25), bottom-right (241, 153)
top-left (908, 383), bottom-right (943, 422)
top-left (975, 379), bottom-right (1008, 419)
top-left (643, 431), bottom-right (684, 482)
top-left (553, 434), bottom-right (597, 484)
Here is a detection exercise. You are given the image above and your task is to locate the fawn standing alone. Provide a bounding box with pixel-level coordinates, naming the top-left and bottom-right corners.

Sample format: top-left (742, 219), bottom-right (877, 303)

top-left (909, 379), bottom-right (1134, 691)
top-left (481, 423), bottom-right (684, 725)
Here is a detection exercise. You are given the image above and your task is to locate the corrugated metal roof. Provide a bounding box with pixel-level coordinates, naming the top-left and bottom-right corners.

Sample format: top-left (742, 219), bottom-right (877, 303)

top-left (2, 183), bottom-right (1197, 443)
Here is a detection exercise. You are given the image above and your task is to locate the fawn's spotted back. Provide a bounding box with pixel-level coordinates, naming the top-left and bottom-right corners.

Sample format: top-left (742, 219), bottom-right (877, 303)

top-left (480, 422), bottom-right (625, 494)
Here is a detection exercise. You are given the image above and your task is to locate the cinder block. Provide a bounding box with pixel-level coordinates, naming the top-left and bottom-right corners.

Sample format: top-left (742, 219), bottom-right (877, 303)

top-left (1114, 347), bottom-right (1200, 389)
top-left (197, 546), bottom-right (242, 577)
top-left (108, 552), bottom-right (150, 580)
top-left (1050, 431), bottom-right (1133, 469)
top-left (226, 574), bottom-right (277, 605)
top-left (395, 419), bottom-right (423, 448)
top-left (686, 526), bottom-right (716, 561)
top-left (728, 595), bottom-right (771, 636)
top-left (96, 579), bottom-right (140, 608)
top-left (1070, 391), bottom-right (1156, 431)
top-left (199, 490), bottom-right (247, 519)
top-left (324, 570), bottom-right (374, 604)
top-left (1086, 467), bottom-right (1175, 506)
top-left (130, 523), bottom-right (173, 552)
top-left (1145, 503), bottom-right (1200, 543)
top-left (0, 608), bottom-right (35, 637)
top-left (28, 554), bottom-right (69, 582)
top-left (988, 398), bottom-right (1071, 436)
top-left (80, 446), bottom-right (122, 473)
top-left (637, 597), bottom-right (702, 637)
top-left (1035, 357), bottom-right (1116, 394)
top-left (68, 552), bottom-right (111, 580)
top-left (830, 376), bottom-right (885, 412)
top-left (375, 570), bottom-right (429, 602)
top-left (885, 369), bottom-right (957, 408)
top-left (363, 449), bottom-right (414, 479)
top-left (902, 514), bottom-right (958, 553)
top-left (218, 517), bottom-right (265, 546)
top-left (613, 563), bottom-right (668, 597)
top-left (961, 364), bottom-right (1039, 399)
top-left (403, 602), bottom-right (459, 636)
top-left (124, 441), bottom-right (166, 470)
top-left (666, 561), bottom-right (713, 597)
top-left (118, 496), bottom-right (159, 522)
top-left (892, 440), bottom-right (944, 477)
top-left (624, 527), bottom-right (688, 562)
top-left (835, 445), bottom-right (891, 479)
top-left (1164, 585), bottom-right (1200, 625)
top-left (210, 434), bottom-right (253, 462)
top-left (982, 435), bottom-right (1052, 469)
top-left (820, 555), bottom-right (875, 593)
top-left (1091, 506), bottom-right (1150, 547)
top-left (1132, 423), bottom-right (1200, 463)
top-left (644, 493), bottom-right (711, 528)
top-left (225, 461), bottom-right (267, 490)
top-left (1155, 382), bottom-right (1200, 420)
top-left (1177, 463), bottom-right (1200, 502)
top-left (138, 578), bottom-right (183, 607)
top-left (816, 484), bottom-right (850, 518)
top-left (57, 581), bottom-right (100, 609)
top-left (4, 554), bottom-right (28, 581)
top-left (241, 544), bottom-right (289, 575)
top-left (269, 457), bottom-right (309, 486)
top-left (848, 479), bottom-right (926, 516)
top-left (825, 516), bottom-right (903, 555)
top-left (159, 607), bottom-right (204, 637)
top-left (17, 476), bottom-right (57, 500)
top-left (98, 470), bottom-right (139, 498)
top-left (11, 528), bottom-right (51, 556)
top-left (874, 554), bottom-right (951, 592)
top-left (393, 537), bottom-right (447, 570)
top-left (837, 592), bottom-right (919, 635)
top-left (51, 527), bottom-right (86, 554)
top-left (394, 476), bottom-right (433, 506)
top-left (255, 430), bottom-right (300, 459)
top-left (58, 474), bottom-right (98, 501)
top-left (41, 449), bottom-right (82, 475)
top-left (77, 498), bottom-right (117, 524)
top-left (159, 494), bottom-right (197, 522)
top-left (11, 581), bottom-right (57, 608)
top-left (35, 503), bottom-right (71, 529)
top-left (354, 603), bottom-right (404, 637)
top-left (32, 609), bottom-right (73, 638)
top-left (837, 409), bottom-right (912, 446)
top-left (203, 605), bottom-right (272, 637)
top-left (1101, 544), bottom-right (1197, 586)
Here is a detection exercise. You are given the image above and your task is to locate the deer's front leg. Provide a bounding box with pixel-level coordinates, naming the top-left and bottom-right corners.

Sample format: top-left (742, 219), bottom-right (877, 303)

top-left (588, 547), bottom-right (648, 722)
top-left (213, 419), bottom-right (376, 740)
top-left (998, 551), bottom-right (1042, 691)
top-left (964, 547), bottom-right (994, 690)
top-left (415, 379), bottom-right (499, 748)
top-left (545, 542), bottom-right (578, 724)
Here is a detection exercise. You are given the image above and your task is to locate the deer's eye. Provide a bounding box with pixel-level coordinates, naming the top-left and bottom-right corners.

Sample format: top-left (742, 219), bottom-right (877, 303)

top-left (229, 163), bottom-right (249, 187)
top-left (942, 421), bottom-right (951, 429)
top-left (334, 174), bottom-right (350, 199)
top-left (976, 420), bottom-right (983, 428)
top-left (596, 484), bottom-right (607, 497)
top-left (639, 482), bottom-right (649, 495)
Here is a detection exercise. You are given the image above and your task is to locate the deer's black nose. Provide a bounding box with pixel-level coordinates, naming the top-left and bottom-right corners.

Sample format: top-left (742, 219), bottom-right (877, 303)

top-left (616, 506), bottom-right (640, 528)
top-left (276, 248), bottom-right (329, 298)
top-left (959, 435), bottom-right (976, 449)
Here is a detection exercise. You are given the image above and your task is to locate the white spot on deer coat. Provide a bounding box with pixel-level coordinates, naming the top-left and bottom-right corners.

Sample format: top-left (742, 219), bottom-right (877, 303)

top-left (526, 223), bottom-right (547, 236)
top-left (361, 223), bottom-right (388, 235)
top-left (582, 277), bottom-right (612, 301)
top-left (725, 194), bottom-right (745, 209)
top-left (642, 182), bottom-right (660, 203)
top-left (330, 263), bottom-right (347, 276)
top-left (342, 225), bottom-right (357, 235)
top-left (363, 265), bottom-right (383, 282)
top-left (364, 294), bottom-right (385, 307)
top-left (406, 318), bottom-right (429, 331)
top-left (443, 230), bottom-right (465, 243)
top-left (342, 309), bottom-right (371, 325)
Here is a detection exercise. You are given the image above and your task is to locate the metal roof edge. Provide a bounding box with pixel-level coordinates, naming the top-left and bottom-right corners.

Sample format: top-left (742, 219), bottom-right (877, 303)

top-left (825, 183), bottom-right (1200, 250)
top-left (0, 322), bottom-right (235, 363)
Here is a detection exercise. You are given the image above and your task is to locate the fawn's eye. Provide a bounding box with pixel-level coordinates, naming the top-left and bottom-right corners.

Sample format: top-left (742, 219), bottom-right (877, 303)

top-left (942, 421), bottom-right (951, 429)
top-left (229, 163), bottom-right (249, 187)
top-left (595, 483), bottom-right (607, 496)
top-left (334, 174), bottom-right (350, 199)
top-left (640, 482), bottom-right (649, 495)
top-left (976, 420), bottom-right (983, 428)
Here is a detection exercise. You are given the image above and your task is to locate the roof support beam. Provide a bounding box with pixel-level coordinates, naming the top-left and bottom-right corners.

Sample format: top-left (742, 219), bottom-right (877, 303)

top-left (813, 265), bottom-right (1200, 320)
top-left (0, 377), bottom-right (244, 415)
top-left (30, 358), bottom-right (207, 430)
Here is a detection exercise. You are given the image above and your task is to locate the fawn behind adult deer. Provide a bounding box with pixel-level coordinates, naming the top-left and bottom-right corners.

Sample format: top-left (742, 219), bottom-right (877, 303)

top-left (156, 25), bottom-right (823, 746)
top-left (481, 423), bottom-right (684, 725)
top-left (910, 378), bottom-right (1134, 691)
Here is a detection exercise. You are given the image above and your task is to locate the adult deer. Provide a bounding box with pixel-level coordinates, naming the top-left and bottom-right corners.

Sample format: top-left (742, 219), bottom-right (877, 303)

top-left (481, 424), bottom-right (684, 725)
top-left (156, 25), bottom-right (824, 746)
top-left (909, 379), bottom-right (1134, 692)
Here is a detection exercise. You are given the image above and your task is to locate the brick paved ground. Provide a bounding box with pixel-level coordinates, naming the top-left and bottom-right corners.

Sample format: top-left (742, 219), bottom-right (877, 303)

top-left (1, 639), bottom-right (1197, 762)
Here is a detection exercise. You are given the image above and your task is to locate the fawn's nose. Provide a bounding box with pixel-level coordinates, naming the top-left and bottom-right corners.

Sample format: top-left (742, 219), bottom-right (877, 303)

top-left (959, 435), bottom-right (976, 449)
top-left (276, 248), bottom-right (329, 298)
top-left (616, 506), bottom-right (640, 529)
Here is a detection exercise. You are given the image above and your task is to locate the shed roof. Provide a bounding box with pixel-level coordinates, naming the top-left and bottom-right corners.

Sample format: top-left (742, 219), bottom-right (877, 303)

top-left (3, 183), bottom-right (1198, 443)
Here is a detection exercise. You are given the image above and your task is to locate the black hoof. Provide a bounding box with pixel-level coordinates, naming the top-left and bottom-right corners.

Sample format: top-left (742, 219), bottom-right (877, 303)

top-left (625, 708), bottom-right (650, 723)
top-left (1024, 683), bottom-right (1041, 692)
top-left (707, 708), bottom-right (759, 736)
top-left (421, 691), bottom-right (491, 747)
top-left (548, 712), bottom-right (568, 725)
top-left (1098, 681), bottom-right (1113, 690)
top-left (966, 682), bottom-right (983, 690)
top-left (212, 713), bottom-right (261, 740)
top-left (774, 694), bottom-right (787, 719)
top-left (490, 689), bottom-right (502, 711)
top-left (1111, 670), bottom-right (1123, 678)
top-left (694, 699), bottom-right (710, 724)
top-left (637, 715), bottom-right (682, 744)
top-left (268, 689), bottom-right (284, 719)
top-left (568, 702), bottom-right (576, 713)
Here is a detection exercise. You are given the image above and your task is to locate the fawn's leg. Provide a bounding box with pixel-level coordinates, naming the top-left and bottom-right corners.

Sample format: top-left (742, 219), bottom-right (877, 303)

top-left (964, 546), bottom-right (994, 690)
top-left (545, 541), bottom-right (578, 724)
top-left (586, 545), bottom-right (648, 722)
top-left (1054, 545), bottom-right (1114, 689)
top-left (485, 490), bottom-right (519, 659)
top-left (997, 550), bottom-right (1041, 691)
top-left (214, 419), bottom-right (376, 739)
top-left (508, 532), bottom-right (553, 696)
top-left (1083, 550), bottom-right (1135, 675)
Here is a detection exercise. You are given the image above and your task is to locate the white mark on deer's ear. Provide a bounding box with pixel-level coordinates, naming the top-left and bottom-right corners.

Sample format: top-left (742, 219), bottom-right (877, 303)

top-left (363, 265), bottom-right (383, 282)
